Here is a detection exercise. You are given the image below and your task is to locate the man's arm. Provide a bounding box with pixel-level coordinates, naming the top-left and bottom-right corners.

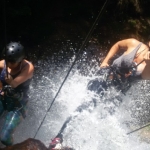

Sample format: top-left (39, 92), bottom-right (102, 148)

top-left (100, 38), bottom-right (140, 67)
top-left (5, 62), bottom-right (34, 88)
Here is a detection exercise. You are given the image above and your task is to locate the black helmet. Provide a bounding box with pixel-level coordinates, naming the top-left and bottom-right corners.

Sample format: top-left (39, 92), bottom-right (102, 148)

top-left (4, 42), bottom-right (25, 62)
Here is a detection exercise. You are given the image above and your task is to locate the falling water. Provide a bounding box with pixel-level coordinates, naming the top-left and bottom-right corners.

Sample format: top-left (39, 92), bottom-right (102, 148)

top-left (12, 40), bottom-right (150, 150)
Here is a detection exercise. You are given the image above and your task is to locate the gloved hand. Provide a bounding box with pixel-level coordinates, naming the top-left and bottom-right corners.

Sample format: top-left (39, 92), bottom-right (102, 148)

top-left (3, 85), bottom-right (16, 97)
top-left (2, 85), bottom-right (23, 111)
top-left (3, 85), bottom-right (23, 100)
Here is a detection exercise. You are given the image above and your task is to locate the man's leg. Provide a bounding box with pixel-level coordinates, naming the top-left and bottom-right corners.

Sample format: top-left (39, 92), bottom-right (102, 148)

top-left (0, 100), bottom-right (4, 116)
top-left (87, 78), bottom-right (107, 94)
top-left (0, 110), bottom-right (22, 146)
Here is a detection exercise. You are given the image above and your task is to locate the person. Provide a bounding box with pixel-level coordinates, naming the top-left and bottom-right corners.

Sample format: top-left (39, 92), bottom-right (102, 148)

top-left (0, 42), bottom-right (34, 146)
top-left (0, 137), bottom-right (73, 150)
top-left (88, 38), bottom-right (150, 94)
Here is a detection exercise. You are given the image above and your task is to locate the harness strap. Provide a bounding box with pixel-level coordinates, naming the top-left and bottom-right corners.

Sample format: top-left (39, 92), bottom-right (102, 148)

top-left (0, 86), bottom-right (27, 118)
top-left (106, 67), bottom-right (131, 94)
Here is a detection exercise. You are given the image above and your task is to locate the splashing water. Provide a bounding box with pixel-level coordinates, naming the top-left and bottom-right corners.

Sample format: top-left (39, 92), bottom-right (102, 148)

top-left (51, 70), bottom-right (150, 150)
top-left (12, 42), bottom-right (150, 149)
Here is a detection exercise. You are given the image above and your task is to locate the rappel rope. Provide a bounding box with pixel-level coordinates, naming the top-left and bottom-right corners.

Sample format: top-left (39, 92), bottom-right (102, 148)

top-left (3, 0), bottom-right (8, 78)
top-left (34, 0), bottom-right (110, 138)
top-left (127, 122), bottom-right (150, 135)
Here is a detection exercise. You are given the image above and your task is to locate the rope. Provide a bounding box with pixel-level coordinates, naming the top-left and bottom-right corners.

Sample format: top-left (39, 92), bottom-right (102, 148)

top-left (127, 123), bottom-right (150, 135)
top-left (33, 0), bottom-right (110, 138)
top-left (3, 0), bottom-right (8, 77)
top-left (3, 0), bottom-right (7, 46)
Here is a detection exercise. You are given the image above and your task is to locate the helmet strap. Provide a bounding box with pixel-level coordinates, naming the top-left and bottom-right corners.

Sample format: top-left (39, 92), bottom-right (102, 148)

top-left (18, 61), bottom-right (23, 71)
top-left (5, 60), bottom-right (8, 78)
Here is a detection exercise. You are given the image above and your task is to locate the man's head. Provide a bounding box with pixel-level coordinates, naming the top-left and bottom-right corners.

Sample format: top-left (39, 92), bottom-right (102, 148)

top-left (4, 42), bottom-right (25, 63)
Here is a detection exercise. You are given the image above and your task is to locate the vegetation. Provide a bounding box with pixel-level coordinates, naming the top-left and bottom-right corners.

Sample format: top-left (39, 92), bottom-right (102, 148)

top-left (1, 0), bottom-right (150, 142)
top-left (1, 0), bottom-right (150, 55)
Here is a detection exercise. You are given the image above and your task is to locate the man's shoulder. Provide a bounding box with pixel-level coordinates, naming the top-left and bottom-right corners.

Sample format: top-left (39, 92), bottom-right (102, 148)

top-left (117, 38), bottom-right (139, 44)
top-left (23, 59), bottom-right (34, 72)
top-left (130, 38), bottom-right (140, 44)
top-left (124, 38), bottom-right (141, 47)
top-left (24, 59), bottom-right (34, 66)
top-left (0, 60), bottom-right (5, 68)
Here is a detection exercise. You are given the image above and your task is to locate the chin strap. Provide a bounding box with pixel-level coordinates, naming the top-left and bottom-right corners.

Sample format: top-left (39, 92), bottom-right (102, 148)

top-left (5, 60), bottom-right (8, 78)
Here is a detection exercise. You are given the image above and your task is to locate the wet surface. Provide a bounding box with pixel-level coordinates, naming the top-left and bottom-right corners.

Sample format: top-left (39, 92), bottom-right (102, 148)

top-left (1, 2), bottom-right (150, 148)
top-left (1, 40), bottom-right (150, 149)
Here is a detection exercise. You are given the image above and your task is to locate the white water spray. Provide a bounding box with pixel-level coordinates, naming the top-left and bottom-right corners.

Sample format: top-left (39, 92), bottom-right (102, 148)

top-left (15, 44), bottom-right (150, 150)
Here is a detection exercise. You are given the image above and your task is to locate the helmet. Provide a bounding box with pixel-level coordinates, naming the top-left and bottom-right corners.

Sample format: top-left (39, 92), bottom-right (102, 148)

top-left (4, 42), bottom-right (25, 62)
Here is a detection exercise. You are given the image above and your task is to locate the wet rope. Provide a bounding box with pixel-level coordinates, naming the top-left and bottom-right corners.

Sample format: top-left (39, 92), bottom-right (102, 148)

top-left (3, 0), bottom-right (7, 46)
top-left (34, 0), bottom-right (110, 138)
top-left (3, 0), bottom-right (8, 77)
top-left (127, 123), bottom-right (150, 135)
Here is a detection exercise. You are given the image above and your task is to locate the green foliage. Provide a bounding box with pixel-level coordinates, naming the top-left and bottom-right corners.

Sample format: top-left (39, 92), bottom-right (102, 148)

top-left (118, 0), bottom-right (141, 12)
top-left (128, 19), bottom-right (137, 27)
top-left (1, 0), bottom-right (150, 48)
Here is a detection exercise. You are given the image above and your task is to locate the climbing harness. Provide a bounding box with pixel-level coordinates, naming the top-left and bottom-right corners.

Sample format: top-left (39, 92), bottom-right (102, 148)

top-left (127, 122), bottom-right (150, 135)
top-left (1, 85), bottom-right (23, 109)
top-left (111, 58), bottom-right (145, 93)
top-left (88, 58), bottom-right (146, 95)
top-left (87, 66), bottom-right (131, 95)
top-left (109, 66), bottom-right (131, 94)
top-left (0, 85), bottom-right (27, 118)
